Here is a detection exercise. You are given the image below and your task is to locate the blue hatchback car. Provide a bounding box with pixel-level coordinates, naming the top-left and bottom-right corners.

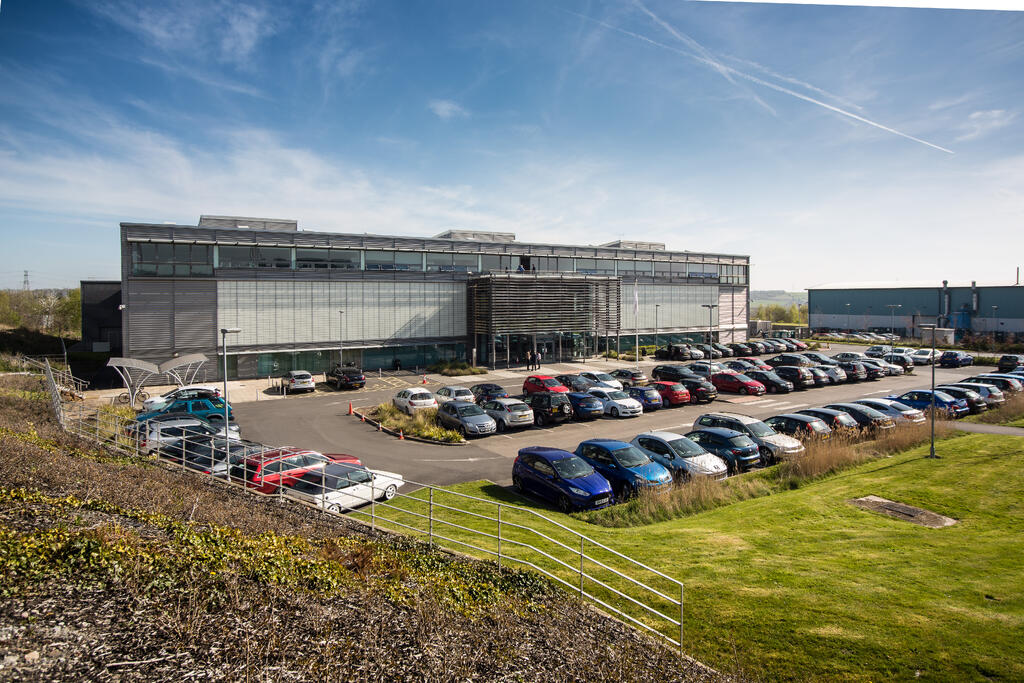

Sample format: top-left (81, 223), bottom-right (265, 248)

top-left (566, 391), bottom-right (605, 420)
top-left (574, 439), bottom-right (672, 498)
top-left (626, 386), bottom-right (664, 411)
top-left (885, 390), bottom-right (969, 418)
top-left (137, 396), bottom-right (234, 423)
top-left (683, 427), bottom-right (760, 473)
top-left (939, 351), bottom-right (974, 368)
top-left (512, 447), bottom-right (614, 512)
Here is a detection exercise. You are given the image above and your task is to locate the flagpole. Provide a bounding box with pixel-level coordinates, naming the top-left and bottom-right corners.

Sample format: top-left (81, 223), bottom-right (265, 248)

top-left (634, 278), bottom-right (640, 371)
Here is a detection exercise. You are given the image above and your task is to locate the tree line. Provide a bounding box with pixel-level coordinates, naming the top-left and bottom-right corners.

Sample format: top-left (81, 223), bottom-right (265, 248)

top-left (0, 289), bottom-right (81, 338)
top-left (752, 303), bottom-right (808, 325)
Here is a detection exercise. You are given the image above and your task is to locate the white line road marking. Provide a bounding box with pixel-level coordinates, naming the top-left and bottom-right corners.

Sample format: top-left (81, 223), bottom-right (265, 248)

top-left (420, 456), bottom-right (506, 463)
top-left (865, 389), bottom-right (893, 395)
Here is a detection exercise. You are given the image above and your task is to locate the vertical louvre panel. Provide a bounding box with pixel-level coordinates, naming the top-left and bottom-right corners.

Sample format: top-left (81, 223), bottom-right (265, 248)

top-left (173, 281), bottom-right (216, 349)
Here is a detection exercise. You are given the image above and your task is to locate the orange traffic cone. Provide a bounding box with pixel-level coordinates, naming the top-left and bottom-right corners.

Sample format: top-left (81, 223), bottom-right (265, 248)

top-left (360, 412), bottom-right (365, 422)
top-left (421, 374), bottom-right (427, 384)
top-left (399, 429), bottom-right (405, 440)
top-left (348, 402), bottom-right (353, 415)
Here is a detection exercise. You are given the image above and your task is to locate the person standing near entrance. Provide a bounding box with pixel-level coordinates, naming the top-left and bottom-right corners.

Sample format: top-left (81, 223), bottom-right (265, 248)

top-left (536, 349), bottom-right (543, 369)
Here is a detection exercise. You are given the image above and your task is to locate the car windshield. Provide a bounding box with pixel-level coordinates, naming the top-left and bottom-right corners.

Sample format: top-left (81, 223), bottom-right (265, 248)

top-left (664, 383), bottom-right (684, 392)
top-left (551, 456), bottom-right (595, 479)
top-left (611, 445), bottom-right (650, 467)
top-left (542, 378), bottom-right (560, 387)
top-left (608, 391), bottom-right (629, 400)
top-left (410, 393), bottom-right (432, 401)
top-left (667, 438), bottom-right (704, 458)
top-left (293, 372), bottom-right (312, 379)
top-left (728, 435), bottom-right (756, 448)
top-left (642, 389), bottom-right (659, 399)
top-left (934, 391), bottom-right (954, 402)
top-left (745, 421), bottom-right (775, 437)
top-left (733, 373), bottom-right (754, 383)
top-left (453, 389), bottom-right (473, 398)
top-left (458, 405), bottom-right (485, 417)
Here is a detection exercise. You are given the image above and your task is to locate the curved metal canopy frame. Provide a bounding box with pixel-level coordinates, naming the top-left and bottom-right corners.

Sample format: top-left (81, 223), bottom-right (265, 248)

top-left (107, 354), bottom-right (209, 406)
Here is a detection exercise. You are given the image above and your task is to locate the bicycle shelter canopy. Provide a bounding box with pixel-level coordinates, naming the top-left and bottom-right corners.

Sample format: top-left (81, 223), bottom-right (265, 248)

top-left (107, 354), bottom-right (209, 406)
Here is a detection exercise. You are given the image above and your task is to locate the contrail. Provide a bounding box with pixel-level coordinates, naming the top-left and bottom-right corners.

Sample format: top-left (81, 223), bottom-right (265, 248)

top-left (563, 7), bottom-right (954, 154)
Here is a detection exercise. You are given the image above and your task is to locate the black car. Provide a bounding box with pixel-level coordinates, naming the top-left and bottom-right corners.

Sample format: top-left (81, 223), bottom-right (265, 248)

top-left (997, 354), bottom-right (1024, 373)
top-left (521, 392), bottom-right (573, 426)
top-left (651, 364), bottom-right (699, 382)
top-left (823, 403), bottom-right (896, 433)
top-left (711, 343), bottom-right (734, 357)
top-left (882, 353), bottom-right (915, 372)
top-left (774, 365), bottom-right (815, 389)
top-left (935, 385), bottom-right (988, 414)
top-left (327, 364), bottom-right (366, 390)
top-left (727, 342), bottom-right (752, 356)
top-left (724, 359), bottom-right (758, 373)
top-left (836, 360), bottom-right (868, 381)
top-left (806, 367), bottom-right (830, 387)
top-left (470, 383), bottom-right (510, 403)
top-left (796, 407), bottom-right (861, 434)
top-left (678, 376), bottom-right (718, 403)
top-left (555, 374), bottom-right (600, 392)
top-left (765, 353), bottom-right (814, 368)
top-left (695, 344), bottom-right (722, 359)
top-left (746, 341), bottom-right (769, 354)
top-left (745, 370), bottom-right (792, 394)
top-left (801, 351), bottom-right (838, 366)
top-left (763, 413), bottom-right (832, 441)
top-left (858, 361), bottom-right (886, 380)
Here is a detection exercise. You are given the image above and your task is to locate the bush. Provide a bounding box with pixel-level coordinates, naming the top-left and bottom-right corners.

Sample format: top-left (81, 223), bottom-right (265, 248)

top-left (426, 360), bottom-right (486, 377)
top-left (370, 403), bottom-right (463, 443)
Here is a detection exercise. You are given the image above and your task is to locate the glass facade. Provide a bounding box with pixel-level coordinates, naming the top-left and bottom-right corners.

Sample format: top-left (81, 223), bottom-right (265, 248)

top-left (131, 243), bottom-right (212, 276)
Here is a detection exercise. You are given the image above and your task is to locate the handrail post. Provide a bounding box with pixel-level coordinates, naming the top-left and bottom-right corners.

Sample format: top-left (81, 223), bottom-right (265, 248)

top-left (679, 583), bottom-right (684, 652)
top-left (371, 487), bottom-right (376, 530)
top-left (428, 488), bottom-right (434, 544)
top-left (579, 536), bottom-right (585, 597)
top-left (497, 505), bottom-right (502, 569)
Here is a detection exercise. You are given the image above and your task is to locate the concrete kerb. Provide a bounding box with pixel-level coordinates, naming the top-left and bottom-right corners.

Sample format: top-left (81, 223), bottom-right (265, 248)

top-left (351, 408), bottom-right (468, 446)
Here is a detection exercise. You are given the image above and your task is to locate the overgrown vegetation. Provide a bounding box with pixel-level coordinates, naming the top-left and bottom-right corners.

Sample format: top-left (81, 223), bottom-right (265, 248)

top-left (426, 359), bottom-right (487, 376)
top-left (751, 302), bottom-right (808, 324)
top-left (964, 392), bottom-right (1024, 425)
top-left (0, 289), bottom-right (80, 337)
top-left (370, 402), bottom-right (463, 442)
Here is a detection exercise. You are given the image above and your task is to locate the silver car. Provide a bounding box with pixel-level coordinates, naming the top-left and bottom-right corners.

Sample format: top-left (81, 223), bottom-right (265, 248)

top-left (861, 358), bottom-right (903, 376)
top-left (435, 385), bottom-right (475, 405)
top-left (284, 370), bottom-right (316, 393)
top-left (815, 365), bottom-right (847, 384)
top-left (139, 415), bottom-right (240, 455)
top-left (481, 398), bottom-right (534, 432)
top-left (436, 400), bottom-right (497, 437)
top-left (853, 398), bottom-right (925, 424)
top-left (942, 382), bottom-right (1005, 407)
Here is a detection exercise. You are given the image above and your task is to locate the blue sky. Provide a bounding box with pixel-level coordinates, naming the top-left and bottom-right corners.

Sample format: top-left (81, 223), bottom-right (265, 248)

top-left (0, 1), bottom-right (1022, 291)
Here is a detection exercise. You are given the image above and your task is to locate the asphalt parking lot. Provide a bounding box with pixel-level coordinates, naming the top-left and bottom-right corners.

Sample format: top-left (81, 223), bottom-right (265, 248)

top-left (232, 344), bottom-right (979, 488)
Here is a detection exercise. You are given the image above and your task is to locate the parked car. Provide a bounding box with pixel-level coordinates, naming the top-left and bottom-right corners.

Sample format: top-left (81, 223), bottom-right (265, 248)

top-left (587, 388), bottom-right (643, 418)
top-left (654, 344), bottom-right (696, 361)
top-left (683, 428), bottom-right (760, 473)
top-left (470, 383), bottom-right (509, 403)
top-left (939, 351), bottom-right (974, 368)
top-left (631, 432), bottom-right (728, 481)
top-left (711, 343), bottom-right (735, 357)
top-left (686, 361), bottom-right (729, 378)
top-left (765, 353), bottom-right (815, 368)
top-left (724, 359), bottom-right (758, 373)
top-left (142, 385), bottom-right (220, 412)
top-left (651, 364), bottom-right (699, 382)
top-left (832, 351), bottom-right (869, 363)
top-left (910, 348), bottom-right (940, 365)
top-left (801, 351), bottom-right (838, 366)
top-left (283, 370), bottom-right (316, 393)
top-left (710, 372), bottom-right (766, 396)
top-left (171, 437), bottom-right (267, 476)
top-left (882, 353), bottom-right (916, 372)
top-left (574, 440), bottom-right (672, 498)
top-left (285, 462), bottom-right (404, 511)
top-left (513, 447), bottom-right (614, 512)
top-left (678, 376), bottom-right (718, 403)
top-left (626, 385), bottom-right (664, 410)
top-left (931, 386), bottom-right (987, 414)
top-left (694, 411), bottom-right (805, 464)
top-left (774, 365), bottom-right (815, 389)
top-left (814, 365), bottom-right (847, 384)
top-left (971, 373), bottom-right (1024, 394)
top-left (763, 414), bottom-right (832, 441)
top-left (736, 357), bottom-right (772, 370)
top-left (138, 416), bottom-right (240, 455)
top-left (853, 398), bottom-right (927, 424)
top-left (940, 383), bottom-right (1004, 408)
top-left (392, 388), bottom-right (438, 414)
top-left (727, 342), bottom-right (753, 356)
top-left (745, 340), bottom-right (769, 354)
top-left (229, 448), bottom-right (345, 494)
top-left (524, 375), bottom-right (570, 394)
top-left (650, 381), bottom-right (691, 406)
top-left (136, 396), bottom-right (234, 424)
top-left (958, 375), bottom-right (1020, 395)
top-left (326, 365), bottom-right (366, 390)
top-left (997, 354), bottom-right (1024, 373)
top-left (836, 360), bottom-right (868, 382)
top-left (522, 392), bottom-right (573, 426)
top-left (796, 407), bottom-right (861, 435)
top-left (437, 400), bottom-right (497, 437)
top-left (745, 369), bottom-right (793, 394)
top-left (806, 367), bottom-right (831, 386)
top-left (434, 385), bottom-right (476, 405)
top-left (694, 344), bottom-right (722, 359)
top-left (610, 368), bottom-right (649, 388)
top-left (823, 402), bottom-right (898, 432)
top-left (865, 345), bottom-right (889, 358)
top-left (579, 371), bottom-right (623, 390)
top-left (555, 374), bottom-right (605, 392)
top-left (566, 391), bottom-right (606, 420)
top-left (480, 397), bottom-right (534, 431)
top-left (858, 358), bottom-right (893, 379)
top-left (882, 391), bottom-right (968, 419)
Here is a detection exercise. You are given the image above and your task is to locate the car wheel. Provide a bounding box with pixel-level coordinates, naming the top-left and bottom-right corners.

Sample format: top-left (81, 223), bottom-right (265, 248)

top-left (535, 413), bottom-right (546, 426)
top-left (458, 425), bottom-right (467, 438)
top-left (557, 495), bottom-right (573, 514)
top-left (383, 484), bottom-right (398, 501)
top-left (759, 446), bottom-right (773, 464)
top-left (497, 419), bottom-right (506, 433)
top-left (513, 475), bottom-right (524, 492)
top-left (739, 387), bottom-right (748, 395)
top-left (768, 385), bottom-right (776, 394)
top-left (328, 503), bottom-right (342, 513)
top-left (611, 407), bottom-right (619, 418)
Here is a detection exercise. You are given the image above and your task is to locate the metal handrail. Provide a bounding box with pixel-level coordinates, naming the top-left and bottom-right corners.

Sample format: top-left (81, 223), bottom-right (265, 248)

top-left (39, 361), bottom-right (686, 651)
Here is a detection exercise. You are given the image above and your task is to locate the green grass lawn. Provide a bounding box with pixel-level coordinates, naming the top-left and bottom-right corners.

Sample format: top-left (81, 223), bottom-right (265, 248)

top-left (363, 433), bottom-right (1024, 681)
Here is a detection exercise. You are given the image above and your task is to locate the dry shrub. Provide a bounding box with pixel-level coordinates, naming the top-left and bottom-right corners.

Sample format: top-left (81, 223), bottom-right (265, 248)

top-left (371, 403), bottom-right (462, 442)
top-left (971, 393), bottom-right (1024, 425)
top-left (869, 419), bottom-right (953, 454)
top-left (776, 438), bottom-right (869, 488)
top-left (589, 475), bottom-right (772, 527)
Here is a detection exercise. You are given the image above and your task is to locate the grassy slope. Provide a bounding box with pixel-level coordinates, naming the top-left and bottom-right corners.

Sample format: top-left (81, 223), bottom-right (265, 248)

top-left (375, 434), bottom-right (1024, 681)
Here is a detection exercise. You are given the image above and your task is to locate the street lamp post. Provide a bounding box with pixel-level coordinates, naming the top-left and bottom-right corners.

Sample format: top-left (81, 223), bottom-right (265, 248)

top-left (701, 303), bottom-right (718, 347)
top-left (220, 327), bottom-right (241, 457)
top-left (920, 324), bottom-right (938, 459)
top-left (845, 303), bottom-right (851, 332)
top-left (338, 310), bottom-right (345, 366)
top-left (887, 304), bottom-right (902, 356)
top-left (655, 304), bottom-right (661, 351)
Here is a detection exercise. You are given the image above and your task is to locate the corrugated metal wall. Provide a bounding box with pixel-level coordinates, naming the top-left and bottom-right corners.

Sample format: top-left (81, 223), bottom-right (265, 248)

top-left (126, 280), bottom-right (216, 353)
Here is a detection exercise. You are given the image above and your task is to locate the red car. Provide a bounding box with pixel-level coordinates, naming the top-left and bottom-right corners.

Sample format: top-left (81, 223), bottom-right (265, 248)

top-left (523, 375), bottom-right (570, 394)
top-left (651, 381), bottom-right (691, 406)
top-left (738, 357), bottom-right (772, 371)
top-left (229, 448), bottom-right (361, 494)
top-left (710, 372), bottom-right (766, 396)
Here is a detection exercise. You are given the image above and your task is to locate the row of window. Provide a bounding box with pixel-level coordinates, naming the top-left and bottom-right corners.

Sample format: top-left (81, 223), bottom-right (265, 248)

top-left (129, 243), bottom-right (747, 282)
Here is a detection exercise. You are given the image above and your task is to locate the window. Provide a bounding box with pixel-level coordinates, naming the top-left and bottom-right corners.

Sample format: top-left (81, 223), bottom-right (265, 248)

top-left (256, 247), bottom-right (292, 268)
top-left (329, 249), bottom-right (360, 270)
top-left (533, 460), bottom-right (555, 476)
top-left (365, 250), bottom-right (394, 270)
top-left (481, 255), bottom-right (516, 272)
top-left (296, 248), bottom-right (330, 270)
top-left (653, 260), bottom-right (672, 278)
top-left (131, 242), bottom-right (213, 276)
top-left (218, 246), bottom-right (255, 268)
top-left (617, 260), bottom-right (651, 277)
top-left (426, 253), bottom-right (454, 272)
top-left (452, 253), bottom-right (478, 272)
top-left (395, 251), bottom-right (423, 271)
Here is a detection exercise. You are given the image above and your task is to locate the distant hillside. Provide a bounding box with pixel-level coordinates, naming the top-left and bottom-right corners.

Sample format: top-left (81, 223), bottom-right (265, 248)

top-left (750, 290), bottom-right (807, 309)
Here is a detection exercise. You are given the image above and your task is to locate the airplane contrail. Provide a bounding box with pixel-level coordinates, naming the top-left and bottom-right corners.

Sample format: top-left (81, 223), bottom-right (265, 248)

top-left (563, 6), bottom-right (954, 154)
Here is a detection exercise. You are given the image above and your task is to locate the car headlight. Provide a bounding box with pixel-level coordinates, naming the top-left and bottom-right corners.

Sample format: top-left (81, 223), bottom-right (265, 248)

top-left (568, 487), bottom-right (587, 497)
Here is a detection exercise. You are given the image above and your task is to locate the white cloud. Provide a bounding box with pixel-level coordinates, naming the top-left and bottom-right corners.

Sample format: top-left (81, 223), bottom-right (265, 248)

top-left (428, 99), bottom-right (470, 120)
top-left (955, 109), bottom-right (1016, 142)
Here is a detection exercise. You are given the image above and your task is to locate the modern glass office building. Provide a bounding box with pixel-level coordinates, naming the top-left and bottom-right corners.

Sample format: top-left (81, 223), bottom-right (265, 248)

top-left (116, 215), bottom-right (750, 378)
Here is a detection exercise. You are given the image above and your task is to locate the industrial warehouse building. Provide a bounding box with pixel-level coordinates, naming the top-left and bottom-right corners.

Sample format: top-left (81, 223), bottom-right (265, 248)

top-left (808, 280), bottom-right (1024, 339)
top-left (96, 215), bottom-right (750, 379)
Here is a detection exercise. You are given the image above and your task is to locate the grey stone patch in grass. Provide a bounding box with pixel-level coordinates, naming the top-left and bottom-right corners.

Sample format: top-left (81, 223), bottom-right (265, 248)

top-left (850, 495), bottom-right (957, 528)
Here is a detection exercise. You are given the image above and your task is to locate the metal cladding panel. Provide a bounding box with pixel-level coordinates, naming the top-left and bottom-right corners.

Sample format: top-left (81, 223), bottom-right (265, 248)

top-left (126, 280), bottom-right (174, 352)
top-left (468, 275), bottom-right (619, 335)
top-left (620, 281), bottom-right (717, 331)
top-left (172, 281), bottom-right (216, 349)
